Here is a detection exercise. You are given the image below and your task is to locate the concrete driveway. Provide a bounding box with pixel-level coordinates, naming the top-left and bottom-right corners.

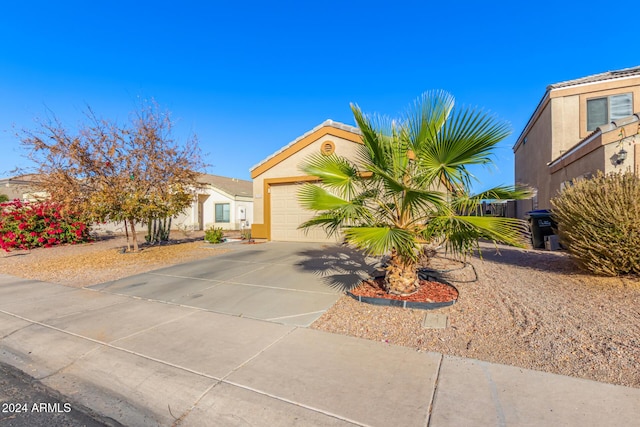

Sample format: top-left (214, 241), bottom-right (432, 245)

top-left (90, 241), bottom-right (378, 327)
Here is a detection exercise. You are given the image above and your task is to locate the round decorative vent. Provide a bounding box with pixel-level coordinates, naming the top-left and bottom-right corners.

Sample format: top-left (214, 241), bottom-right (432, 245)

top-left (321, 141), bottom-right (335, 156)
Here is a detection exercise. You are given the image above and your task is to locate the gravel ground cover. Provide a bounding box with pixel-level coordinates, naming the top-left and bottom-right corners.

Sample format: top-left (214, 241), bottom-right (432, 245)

top-left (313, 242), bottom-right (640, 389)
top-left (1, 236), bottom-right (638, 388)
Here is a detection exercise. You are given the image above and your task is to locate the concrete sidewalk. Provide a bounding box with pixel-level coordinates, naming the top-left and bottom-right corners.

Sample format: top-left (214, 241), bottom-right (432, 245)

top-left (0, 274), bottom-right (638, 426)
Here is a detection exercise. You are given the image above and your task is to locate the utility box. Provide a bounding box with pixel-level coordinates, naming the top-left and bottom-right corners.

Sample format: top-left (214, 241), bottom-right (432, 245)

top-left (544, 234), bottom-right (560, 251)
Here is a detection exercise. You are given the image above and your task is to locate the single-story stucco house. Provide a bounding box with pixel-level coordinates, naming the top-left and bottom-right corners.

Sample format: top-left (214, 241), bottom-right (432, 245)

top-left (2, 173), bottom-right (253, 234)
top-left (0, 174), bottom-right (44, 201)
top-left (173, 174), bottom-right (253, 231)
top-left (250, 120), bottom-right (363, 242)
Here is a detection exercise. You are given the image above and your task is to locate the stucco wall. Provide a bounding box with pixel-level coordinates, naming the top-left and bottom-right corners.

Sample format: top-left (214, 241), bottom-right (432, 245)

top-left (549, 145), bottom-right (604, 201)
top-left (551, 95), bottom-right (581, 158)
top-left (514, 102), bottom-right (553, 216)
top-left (549, 140), bottom-right (636, 205)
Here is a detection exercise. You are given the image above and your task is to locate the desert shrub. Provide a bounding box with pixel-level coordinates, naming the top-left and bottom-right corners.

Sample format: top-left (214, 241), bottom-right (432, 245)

top-left (0, 194), bottom-right (8, 203)
top-left (551, 171), bottom-right (640, 276)
top-left (204, 226), bottom-right (224, 244)
top-left (240, 228), bottom-right (251, 240)
top-left (0, 199), bottom-right (92, 251)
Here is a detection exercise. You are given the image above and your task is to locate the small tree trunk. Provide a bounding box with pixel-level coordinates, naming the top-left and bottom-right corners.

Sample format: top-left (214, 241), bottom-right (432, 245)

top-left (153, 218), bottom-right (158, 242)
top-left (129, 219), bottom-right (139, 252)
top-left (124, 219), bottom-right (131, 252)
top-left (146, 218), bottom-right (152, 243)
top-left (385, 250), bottom-right (420, 295)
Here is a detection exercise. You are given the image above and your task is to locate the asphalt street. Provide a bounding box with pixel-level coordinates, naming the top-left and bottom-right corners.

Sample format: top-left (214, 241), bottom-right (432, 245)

top-left (0, 361), bottom-right (113, 427)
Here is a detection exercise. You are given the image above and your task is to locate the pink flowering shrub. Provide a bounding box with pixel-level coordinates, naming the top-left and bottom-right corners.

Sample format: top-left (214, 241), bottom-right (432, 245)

top-left (0, 199), bottom-right (92, 252)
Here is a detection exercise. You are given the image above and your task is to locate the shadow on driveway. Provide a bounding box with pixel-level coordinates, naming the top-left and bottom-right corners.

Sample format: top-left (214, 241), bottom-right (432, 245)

top-left (295, 244), bottom-right (381, 292)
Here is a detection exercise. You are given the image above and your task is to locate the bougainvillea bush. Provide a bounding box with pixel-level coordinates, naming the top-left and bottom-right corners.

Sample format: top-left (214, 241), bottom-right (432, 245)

top-left (0, 199), bottom-right (92, 252)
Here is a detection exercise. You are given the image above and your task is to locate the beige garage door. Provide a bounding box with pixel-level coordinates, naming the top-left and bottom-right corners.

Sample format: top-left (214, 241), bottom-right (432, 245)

top-left (270, 183), bottom-right (340, 243)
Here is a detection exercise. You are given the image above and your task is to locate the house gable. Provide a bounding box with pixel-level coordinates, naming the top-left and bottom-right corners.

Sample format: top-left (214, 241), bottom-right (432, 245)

top-left (250, 120), bottom-right (362, 179)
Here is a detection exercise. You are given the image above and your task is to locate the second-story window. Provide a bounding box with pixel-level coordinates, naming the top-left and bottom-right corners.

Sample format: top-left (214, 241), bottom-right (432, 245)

top-left (587, 93), bottom-right (633, 131)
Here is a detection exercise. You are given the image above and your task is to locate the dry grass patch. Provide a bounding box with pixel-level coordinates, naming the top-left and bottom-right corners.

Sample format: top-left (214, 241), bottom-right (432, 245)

top-left (0, 233), bottom-right (229, 287)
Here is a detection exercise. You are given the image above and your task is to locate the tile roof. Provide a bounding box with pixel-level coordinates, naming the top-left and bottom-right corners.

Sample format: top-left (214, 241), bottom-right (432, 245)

top-left (197, 174), bottom-right (252, 197)
top-left (548, 65), bottom-right (640, 90)
top-left (250, 119), bottom-right (361, 172)
top-left (0, 173), bottom-right (40, 184)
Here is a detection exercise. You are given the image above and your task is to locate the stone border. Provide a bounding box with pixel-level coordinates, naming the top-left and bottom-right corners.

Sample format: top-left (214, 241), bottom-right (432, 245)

top-left (346, 273), bottom-right (458, 310)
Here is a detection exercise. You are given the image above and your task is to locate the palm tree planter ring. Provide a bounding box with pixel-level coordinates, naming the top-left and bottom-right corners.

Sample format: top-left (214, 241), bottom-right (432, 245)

top-left (346, 274), bottom-right (458, 310)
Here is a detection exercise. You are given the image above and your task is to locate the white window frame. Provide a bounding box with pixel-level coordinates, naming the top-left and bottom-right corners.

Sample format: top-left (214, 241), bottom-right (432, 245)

top-left (215, 203), bottom-right (230, 223)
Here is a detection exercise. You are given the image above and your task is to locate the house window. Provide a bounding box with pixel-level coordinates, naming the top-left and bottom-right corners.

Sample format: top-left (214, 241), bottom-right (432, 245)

top-left (587, 93), bottom-right (633, 131)
top-left (215, 203), bottom-right (230, 223)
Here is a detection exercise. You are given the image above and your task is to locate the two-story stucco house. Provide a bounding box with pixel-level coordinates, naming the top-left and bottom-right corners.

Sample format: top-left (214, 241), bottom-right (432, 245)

top-left (513, 66), bottom-right (640, 218)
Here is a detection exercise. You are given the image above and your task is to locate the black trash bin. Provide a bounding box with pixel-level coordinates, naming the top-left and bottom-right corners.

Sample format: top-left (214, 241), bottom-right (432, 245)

top-left (526, 209), bottom-right (556, 249)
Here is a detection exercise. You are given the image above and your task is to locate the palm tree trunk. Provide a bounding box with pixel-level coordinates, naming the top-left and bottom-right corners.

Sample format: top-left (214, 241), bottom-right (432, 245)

top-left (385, 250), bottom-right (420, 295)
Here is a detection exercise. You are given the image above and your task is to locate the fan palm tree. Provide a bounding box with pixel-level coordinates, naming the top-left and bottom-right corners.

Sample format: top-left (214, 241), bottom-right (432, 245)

top-left (298, 91), bottom-right (531, 295)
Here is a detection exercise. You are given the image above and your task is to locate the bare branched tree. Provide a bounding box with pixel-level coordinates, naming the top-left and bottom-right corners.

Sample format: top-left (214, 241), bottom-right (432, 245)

top-left (20, 101), bottom-right (206, 252)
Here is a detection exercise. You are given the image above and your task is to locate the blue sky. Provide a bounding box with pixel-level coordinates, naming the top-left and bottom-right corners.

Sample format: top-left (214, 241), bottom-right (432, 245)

top-left (1, 1), bottom-right (637, 193)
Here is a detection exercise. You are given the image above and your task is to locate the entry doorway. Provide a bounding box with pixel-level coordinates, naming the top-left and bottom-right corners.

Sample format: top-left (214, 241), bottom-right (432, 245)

top-left (197, 194), bottom-right (209, 230)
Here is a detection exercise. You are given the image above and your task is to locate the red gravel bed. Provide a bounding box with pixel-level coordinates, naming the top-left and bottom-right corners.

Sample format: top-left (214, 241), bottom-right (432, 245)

top-left (350, 277), bottom-right (458, 303)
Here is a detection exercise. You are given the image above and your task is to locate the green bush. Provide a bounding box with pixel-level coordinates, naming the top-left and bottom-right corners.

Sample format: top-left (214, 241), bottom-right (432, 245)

top-left (240, 228), bottom-right (251, 240)
top-left (551, 171), bottom-right (640, 276)
top-left (204, 227), bottom-right (224, 244)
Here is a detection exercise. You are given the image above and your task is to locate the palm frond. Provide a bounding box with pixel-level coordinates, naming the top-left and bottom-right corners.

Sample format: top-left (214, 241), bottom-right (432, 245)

top-left (452, 184), bottom-right (534, 214)
top-left (418, 107), bottom-right (511, 187)
top-left (298, 213), bottom-right (343, 236)
top-left (472, 185), bottom-right (534, 201)
top-left (401, 187), bottom-right (446, 221)
top-left (343, 226), bottom-right (417, 259)
top-left (351, 104), bottom-right (388, 171)
top-left (406, 90), bottom-right (454, 153)
top-left (299, 153), bottom-right (360, 198)
top-left (297, 184), bottom-right (349, 211)
top-left (425, 215), bottom-right (529, 256)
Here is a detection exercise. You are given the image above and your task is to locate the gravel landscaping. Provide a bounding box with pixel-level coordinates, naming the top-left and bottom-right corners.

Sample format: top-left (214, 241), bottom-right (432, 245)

top-left (313, 242), bottom-right (640, 389)
top-left (1, 236), bottom-right (638, 389)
